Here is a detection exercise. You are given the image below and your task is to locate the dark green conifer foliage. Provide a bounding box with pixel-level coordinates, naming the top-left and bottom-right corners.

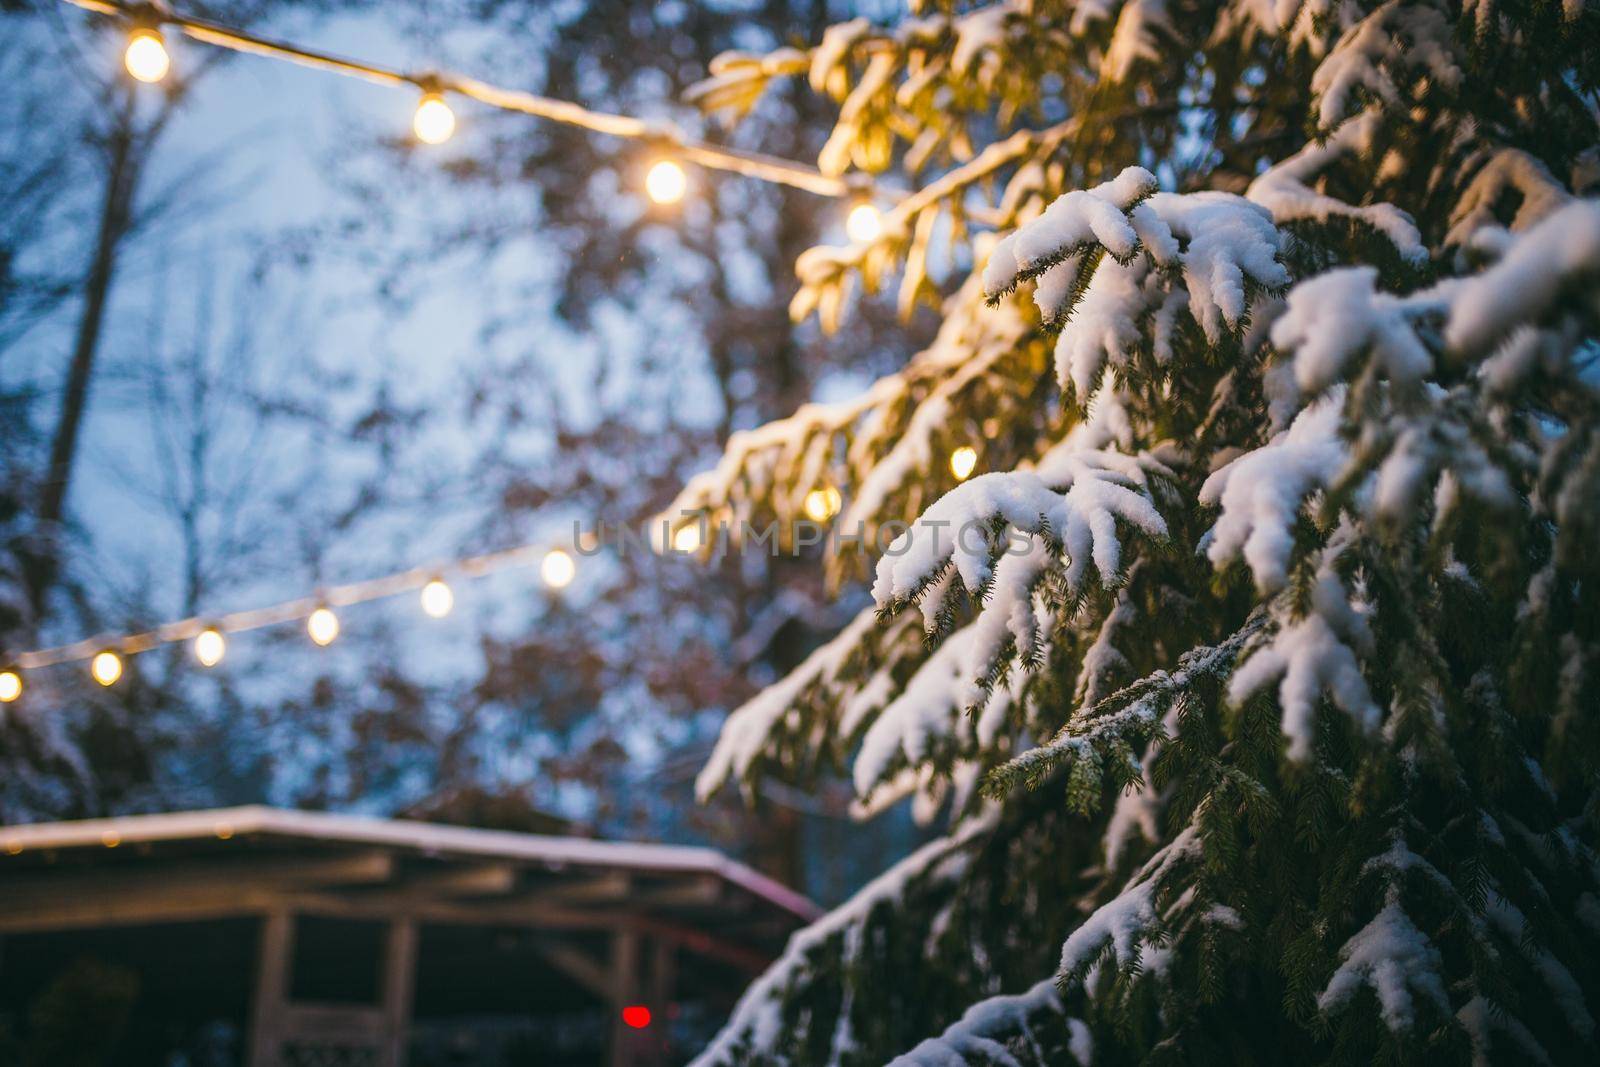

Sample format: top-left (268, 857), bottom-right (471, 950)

top-left (681, 1), bottom-right (1600, 1063)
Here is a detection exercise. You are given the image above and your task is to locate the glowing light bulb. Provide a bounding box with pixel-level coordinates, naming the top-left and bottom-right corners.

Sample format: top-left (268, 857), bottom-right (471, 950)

top-left (124, 28), bottom-right (170, 84)
top-left (194, 628), bottom-right (226, 668)
top-left (91, 650), bottom-right (123, 687)
top-left (0, 669), bottom-right (20, 703)
top-left (421, 579), bottom-right (454, 618)
top-left (949, 445), bottom-right (978, 481)
top-left (101, 829), bottom-right (120, 848)
top-left (646, 159), bottom-right (687, 205)
top-left (672, 522), bottom-right (702, 554)
top-left (621, 1005), bottom-right (652, 1029)
top-left (846, 202), bottom-right (883, 243)
top-left (541, 549), bottom-right (576, 590)
top-left (803, 486), bottom-right (842, 523)
top-left (413, 92), bottom-right (456, 145)
top-left (307, 607), bottom-right (340, 646)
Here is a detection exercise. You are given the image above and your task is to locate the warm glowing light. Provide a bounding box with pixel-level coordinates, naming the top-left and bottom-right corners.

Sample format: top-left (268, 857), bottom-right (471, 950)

top-left (846, 201), bottom-right (883, 243)
top-left (4, 839), bottom-right (20, 855)
top-left (949, 445), bottom-right (979, 481)
top-left (101, 829), bottom-right (120, 848)
top-left (91, 650), bottom-right (123, 687)
top-left (421, 579), bottom-right (454, 618)
top-left (413, 92), bottom-right (456, 145)
top-left (646, 159), bottom-right (687, 204)
top-left (541, 548), bottom-right (576, 589)
top-left (621, 1005), bottom-right (652, 1029)
top-left (194, 628), bottom-right (226, 667)
top-left (672, 522), bottom-right (702, 554)
top-left (307, 607), bottom-right (340, 646)
top-left (215, 822), bottom-right (235, 840)
top-left (0, 670), bottom-right (20, 704)
top-left (803, 486), bottom-right (842, 523)
top-left (124, 28), bottom-right (170, 83)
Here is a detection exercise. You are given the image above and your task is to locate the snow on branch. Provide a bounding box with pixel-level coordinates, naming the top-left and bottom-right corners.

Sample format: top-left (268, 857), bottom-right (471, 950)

top-left (1316, 893), bottom-right (1450, 1032)
top-left (989, 617), bottom-right (1263, 803)
top-left (667, 274), bottom-right (1033, 540)
top-left (849, 622), bottom-right (1029, 798)
top-left (1228, 552), bottom-right (1380, 762)
top-left (1443, 198), bottom-right (1600, 357)
top-left (1058, 824), bottom-right (1201, 980)
top-left (981, 166), bottom-right (1159, 303)
top-left (872, 450), bottom-right (1169, 615)
top-left (1247, 110), bottom-right (1427, 265)
top-left (1268, 267), bottom-right (1434, 400)
top-left (1199, 391), bottom-right (1347, 594)
top-left (887, 977), bottom-right (1090, 1067)
top-left (1310, 2), bottom-right (1461, 131)
top-left (692, 815), bottom-right (995, 1067)
top-left (695, 607), bottom-right (886, 801)
top-left (1054, 191), bottom-right (1289, 397)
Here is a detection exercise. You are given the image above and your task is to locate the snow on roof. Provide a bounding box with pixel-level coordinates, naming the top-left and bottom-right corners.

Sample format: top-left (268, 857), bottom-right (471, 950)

top-left (0, 805), bottom-right (821, 923)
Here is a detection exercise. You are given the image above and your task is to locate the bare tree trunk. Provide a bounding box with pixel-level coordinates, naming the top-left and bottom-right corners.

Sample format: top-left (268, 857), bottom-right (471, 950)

top-left (30, 92), bottom-right (140, 612)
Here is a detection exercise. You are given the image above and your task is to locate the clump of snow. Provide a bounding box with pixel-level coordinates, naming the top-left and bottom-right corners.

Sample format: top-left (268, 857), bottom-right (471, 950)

top-left (1199, 391), bottom-right (1347, 593)
top-left (1102, 0), bottom-right (1174, 81)
top-left (1269, 267), bottom-right (1432, 396)
top-left (1229, 557), bottom-right (1379, 762)
top-left (1444, 199), bottom-right (1600, 356)
top-left (873, 451), bottom-right (1168, 612)
top-left (982, 167), bottom-right (1158, 298)
top-left (1053, 191), bottom-right (1287, 397)
top-left (1247, 110), bottom-right (1426, 264)
top-left (1446, 149), bottom-right (1572, 249)
top-left (1310, 4), bottom-right (1460, 131)
top-left (1317, 896), bottom-right (1449, 1032)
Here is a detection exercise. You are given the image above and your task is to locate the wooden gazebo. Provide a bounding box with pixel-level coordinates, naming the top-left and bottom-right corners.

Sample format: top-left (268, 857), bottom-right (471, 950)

top-left (0, 806), bottom-right (817, 1067)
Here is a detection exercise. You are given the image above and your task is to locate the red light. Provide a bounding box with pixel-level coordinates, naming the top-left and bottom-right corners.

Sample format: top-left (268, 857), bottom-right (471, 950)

top-left (622, 1005), bottom-right (652, 1029)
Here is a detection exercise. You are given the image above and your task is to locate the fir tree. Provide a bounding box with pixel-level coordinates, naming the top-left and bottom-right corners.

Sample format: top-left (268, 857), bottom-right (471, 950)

top-left (678, 0), bottom-right (1600, 1063)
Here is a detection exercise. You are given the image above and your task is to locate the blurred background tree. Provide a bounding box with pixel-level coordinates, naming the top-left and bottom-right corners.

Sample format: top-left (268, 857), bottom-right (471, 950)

top-left (0, 0), bottom-right (926, 903)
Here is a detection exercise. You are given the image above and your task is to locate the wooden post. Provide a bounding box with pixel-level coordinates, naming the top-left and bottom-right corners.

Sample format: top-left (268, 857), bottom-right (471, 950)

top-left (646, 939), bottom-right (676, 1067)
top-left (248, 908), bottom-right (294, 1067)
top-left (379, 918), bottom-right (419, 1067)
top-left (607, 929), bottom-right (640, 1067)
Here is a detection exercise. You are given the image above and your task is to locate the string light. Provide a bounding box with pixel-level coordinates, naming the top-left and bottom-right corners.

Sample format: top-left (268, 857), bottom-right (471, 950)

top-left (194, 627), bottom-right (226, 667)
top-left (91, 650), bottom-right (123, 687)
top-left (123, 26), bottom-right (170, 83)
top-left (949, 446), bottom-right (978, 481)
top-left (846, 201), bottom-right (883, 243)
top-left (672, 523), bottom-right (702, 554)
top-left (646, 158), bottom-right (688, 205)
top-left (0, 669), bottom-right (20, 704)
top-left (62, 0), bottom-right (1020, 233)
top-left (412, 91), bottom-right (456, 145)
top-left (307, 607), bottom-right (340, 647)
top-left (420, 578), bottom-right (454, 618)
top-left (803, 486), bottom-right (842, 523)
top-left (540, 549), bottom-right (576, 590)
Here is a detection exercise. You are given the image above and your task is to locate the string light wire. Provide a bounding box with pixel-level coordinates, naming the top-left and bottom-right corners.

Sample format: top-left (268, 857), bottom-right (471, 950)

top-left (63, 0), bottom-right (868, 199)
top-left (14, 3), bottom-right (1007, 689)
top-left (10, 541), bottom-right (560, 672)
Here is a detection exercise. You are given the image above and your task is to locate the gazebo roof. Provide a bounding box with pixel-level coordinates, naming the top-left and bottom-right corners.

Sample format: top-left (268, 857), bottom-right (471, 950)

top-left (0, 805), bottom-right (819, 973)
